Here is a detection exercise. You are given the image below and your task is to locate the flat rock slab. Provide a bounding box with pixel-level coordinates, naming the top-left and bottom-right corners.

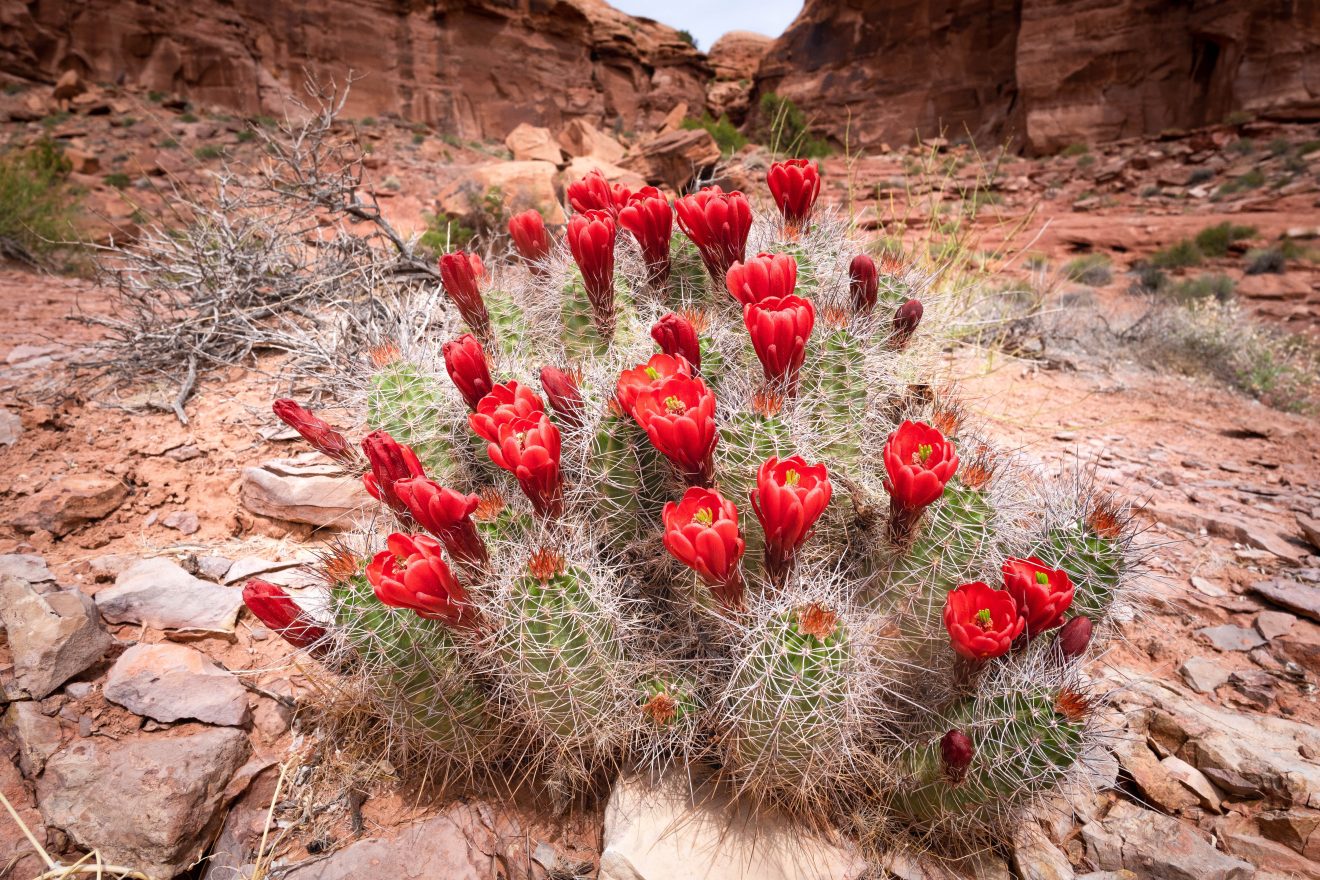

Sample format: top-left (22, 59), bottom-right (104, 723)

top-left (1082, 801), bottom-right (1253, 880)
top-left (37, 724), bottom-right (248, 879)
top-left (240, 459), bottom-right (371, 528)
top-left (0, 553), bottom-right (53, 583)
top-left (1251, 579), bottom-right (1320, 624)
top-left (1180, 657), bottom-right (1231, 694)
top-left (96, 557), bottom-right (243, 633)
top-left (0, 575), bottom-right (114, 699)
top-left (12, 475), bottom-right (128, 536)
top-left (599, 771), bottom-right (866, 880)
top-left (105, 642), bottom-right (250, 726)
top-left (1197, 624), bottom-right (1266, 652)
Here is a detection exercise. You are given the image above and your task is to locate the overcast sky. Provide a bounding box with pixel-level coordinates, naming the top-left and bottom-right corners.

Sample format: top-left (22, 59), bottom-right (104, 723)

top-left (609, 0), bottom-right (803, 51)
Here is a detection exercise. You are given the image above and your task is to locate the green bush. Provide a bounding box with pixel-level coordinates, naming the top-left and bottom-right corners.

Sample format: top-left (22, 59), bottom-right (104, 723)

top-left (418, 211), bottom-right (475, 254)
top-left (194, 145), bottom-right (225, 160)
top-left (0, 139), bottom-right (79, 262)
top-left (1149, 239), bottom-right (1204, 269)
top-left (1060, 143), bottom-right (1089, 157)
top-left (677, 29), bottom-right (697, 48)
top-left (1062, 253), bottom-right (1112, 286)
top-left (1193, 221), bottom-right (1255, 257)
top-left (682, 114), bottom-right (747, 157)
top-left (1216, 168), bottom-right (1265, 196)
top-left (1167, 273), bottom-right (1235, 304)
top-left (757, 93), bottom-right (831, 158)
top-left (103, 172), bottom-right (132, 189)
top-left (1244, 248), bottom-right (1286, 275)
top-left (236, 129), bottom-right (256, 143)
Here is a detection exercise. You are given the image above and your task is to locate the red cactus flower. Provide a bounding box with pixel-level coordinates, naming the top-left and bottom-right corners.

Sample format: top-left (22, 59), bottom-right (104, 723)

top-left (439, 251), bottom-right (491, 342)
top-left (650, 312), bottom-right (701, 371)
top-left (442, 333), bottom-right (494, 411)
top-left (941, 730), bottom-right (974, 783)
top-left (662, 486), bottom-right (745, 609)
top-left (891, 299), bottom-right (924, 351)
top-left (767, 158), bottom-right (821, 229)
top-left (393, 478), bottom-right (488, 565)
top-left (539, 366), bottom-right (586, 428)
top-left (272, 399), bottom-right (357, 465)
top-left (619, 186), bottom-right (673, 286)
top-left (725, 252), bottom-right (798, 307)
top-left (484, 413), bottom-right (564, 518)
top-left (750, 455), bottom-right (832, 578)
top-left (631, 373), bottom-right (718, 484)
top-left (362, 430), bottom-right (427, 513)
top-left (743, 294), bottom-right (815, 396)
top-left (615, 353), bottom-right (693, 415)
top-left (848, 254), bottom-right (879, 316)
top-left (943, 581), bottom-right (1024, 661)
top-left (883, 421), bottom-right (959, 511)
top-left (567, 169), bottom-right (631, 217)
top-left (242, 578), bottom-right (327, 650)
top-left (674, 186), bottom-right (752, 282)
top-left (567, 209), bottom-right (618, 337)
top-left (366, 532), bottom-right (478, 628)
top-left (1002, 556), bottom-right (1076, 638)
top-left (508, 209), bottom-right (552, 272)
top-left (468, 381), bottom-right (545, 443)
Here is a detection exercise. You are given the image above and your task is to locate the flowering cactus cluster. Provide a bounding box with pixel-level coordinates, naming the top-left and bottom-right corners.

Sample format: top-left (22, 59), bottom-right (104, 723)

top-left (252, 161), bottom-right (1139, 854)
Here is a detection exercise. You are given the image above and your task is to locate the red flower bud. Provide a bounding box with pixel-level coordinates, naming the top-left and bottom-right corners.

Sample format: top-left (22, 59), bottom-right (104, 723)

top-left (1002, 557), bottom-right (1076, 638)
top-left (439, 251), bottom-right (491, 342)
top-left (567, 169), bottom-right (631, 217)
top-left (615, 353), bottom-right (692, 416)
top-left (508, 209), bottom-right (552, 272)
top-left (442, 333), bottom-right (494, 411)
top-left (943, 581), bottom-right (1024, 660)
top-left (566, 209), bottom-right (618, 338)
top-left (1056, 615), bottom-right (1093, 660)
top-left (725, 252), bottom-right (798, 307)
top-left (242, 578), bottom-right (327, 649)
top-left (663, 486), bottom-right (745, 609)
top-left (366, 532), bottom-right (478, 628)
top-left (539, 366), bottom-right (586, 428)
top-left (882, 420), bottom-right (959, 511)
top-left (630, 373), bottom-right (718, 484)
top-left (468, 381), bottom-right (545, 444)
top-left (650, 313), bottom-right (701, 371)
top-left (362, 430), bottom-right (427, 513)
top-left (674, 186), bottom-right (752, 282)
top-left (750, 455), bottom-right (832, 578)
top-left (767, 158), bottom-right (821, 229)
top-left (891, 299), bottom-right (923, 351)
top-left (940, 729), bottom-right (974, 783)
top-left (393, 478), bottom-right (488, 565)
top-left (619, 186), bottom-right (673, 287)
top-left (484, 413), bottom-right (563, 518)
top-left (744, 294), bottom-right (815, 396)
top-left (272, 399), bottom-right (358, 465)
top-left (848, 254), bottom-right (879, 316)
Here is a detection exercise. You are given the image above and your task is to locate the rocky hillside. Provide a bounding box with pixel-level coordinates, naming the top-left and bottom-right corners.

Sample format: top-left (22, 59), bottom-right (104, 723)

top-left (0, 0), bottom-right (710, 139)
top-left (756, 0), bottom-right (1320, 152)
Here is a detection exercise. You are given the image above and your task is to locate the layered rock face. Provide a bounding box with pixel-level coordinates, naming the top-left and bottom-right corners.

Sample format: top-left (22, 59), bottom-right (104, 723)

top-left (757, 0), bottom-right (1320, 152)
top-left (706, 30), bottom-right (773, 123)
top-left (0, 0), bottom-right (710, 139)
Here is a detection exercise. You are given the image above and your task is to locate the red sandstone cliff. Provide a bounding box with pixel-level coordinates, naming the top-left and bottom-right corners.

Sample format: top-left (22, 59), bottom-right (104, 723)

top-left (0, 0), bottom-right (711, 140)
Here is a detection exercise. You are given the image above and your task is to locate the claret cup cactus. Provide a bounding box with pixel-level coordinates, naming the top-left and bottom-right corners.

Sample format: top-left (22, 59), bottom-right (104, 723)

top-left (254, 160), bottom-right (1141, 858)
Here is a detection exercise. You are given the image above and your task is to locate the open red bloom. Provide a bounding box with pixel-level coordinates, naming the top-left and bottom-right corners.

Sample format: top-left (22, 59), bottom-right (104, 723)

top-left (848, 254), bottom-right (879, 315)
top-left (615, 353), bottom-right (693, 415)
top-left (619, 186), bottom-right (673, 286)
top-left (468, 381), bottom-right (545, 443)
top-left (539, 366), bottom-right (586, 428)
top-left (725, 252), bottom-right (798, 307)
top-left (242, 578), bottom-right (327, 649)
top-left (882, 421), bottom-right (959, 510)
top-left (439, 251), bottom-right (491, 342)
top-left (366, 533), bottom-right (477, 628)
top-left (567, 209), bottom-right (617, 336)
top-left (508, 209), bottom-right (552, 271)
top-left (891, 299), bottom-right (923, 351)
top-left (744, 294), bottom-right (815, 396)
top-left (272, 399), bottom-right (357, 465)
top-left (943, 581), bottom-right (1023, 660)
top-left (650, 312), bottom-right (701, 371)
top-left (631, 373), bottom-right (717, 484)
top-left (1002, 556), bottom-right (1076, 637)
top-left (362, 431), bottom-right (427, 513)
top-left (393, 478), bottom-right (488, 565)
top-left (674, 186), bottom-right (752, 282)
top-left (442, 333), bottom-right (494, 411)
top-left (484, 413), bottom-right (563, 518)
top-left (663, 486), bottom-right (745, 609)
top-left (567, 169), bottom-right (631, 217)
top-left (750, 455), bottom-right (832, 576)
top-left (767, 159), bottom-right (821, 228)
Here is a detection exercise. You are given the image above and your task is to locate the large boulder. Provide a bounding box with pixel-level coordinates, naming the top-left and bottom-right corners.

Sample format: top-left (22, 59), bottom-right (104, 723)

top-left (438, 160), bottom-right (568, 226)
top-left (240, 458), bottom-right (371, 528)
top-left (505, 123), bottom-right (564, 164)
top-left (95, 558), bottom-right (244, 634)
top-left (104, 642), bottom-right (250, 726)
top-left (558, 118), bottom-right (627, 164)
top-left (622, 129), bottom-right (722, 192)
top-left (0, 575), bottom-right (114, 699)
